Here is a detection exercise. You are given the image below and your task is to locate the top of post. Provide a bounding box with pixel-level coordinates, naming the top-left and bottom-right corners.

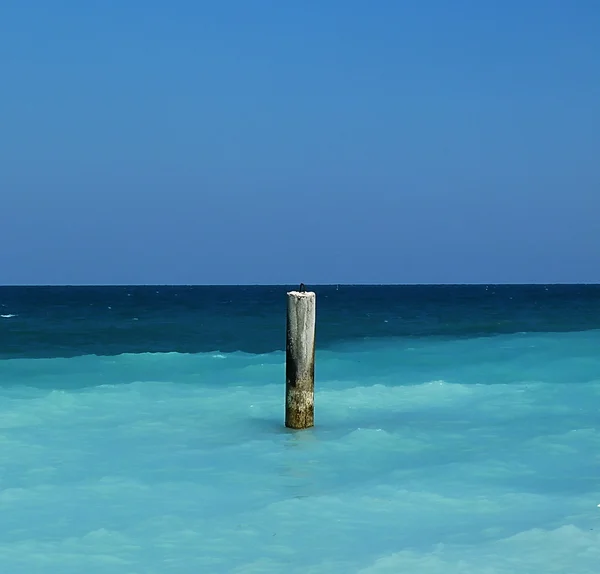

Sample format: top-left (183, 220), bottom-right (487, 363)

top-left (288, 283), bottom-right (315, 298)
top-left (288, 290), bottom-right (315, 298)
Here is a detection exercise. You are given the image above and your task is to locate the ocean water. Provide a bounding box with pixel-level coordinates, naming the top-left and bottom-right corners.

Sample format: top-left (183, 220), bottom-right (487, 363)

top-left (1, 285), bottom-right (600, 573)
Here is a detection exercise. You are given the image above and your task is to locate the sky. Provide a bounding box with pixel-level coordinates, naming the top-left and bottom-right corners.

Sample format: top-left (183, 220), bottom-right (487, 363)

top-left (1, 0), bottom-right (599, 285)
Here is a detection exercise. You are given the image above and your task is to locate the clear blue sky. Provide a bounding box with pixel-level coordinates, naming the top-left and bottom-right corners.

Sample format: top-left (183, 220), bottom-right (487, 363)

top-left (1, 0), bottom-right (599, 285)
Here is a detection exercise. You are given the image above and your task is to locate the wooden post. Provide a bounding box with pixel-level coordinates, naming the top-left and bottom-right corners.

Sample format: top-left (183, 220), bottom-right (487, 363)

top-left (285, 289), bottom-right (316, 429)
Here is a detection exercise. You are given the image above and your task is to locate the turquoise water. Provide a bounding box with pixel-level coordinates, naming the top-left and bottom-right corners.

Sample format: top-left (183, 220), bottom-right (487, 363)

top-left (1, 286), bottom-right (599, 573)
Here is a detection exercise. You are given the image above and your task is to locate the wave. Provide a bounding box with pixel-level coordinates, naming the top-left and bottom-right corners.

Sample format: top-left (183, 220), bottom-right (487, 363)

top-left (2, 329), bottom-right (600, 395)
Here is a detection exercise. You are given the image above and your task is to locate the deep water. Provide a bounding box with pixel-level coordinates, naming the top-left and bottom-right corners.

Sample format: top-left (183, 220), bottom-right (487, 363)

top-left (1, 285), bottom-right (600, 573)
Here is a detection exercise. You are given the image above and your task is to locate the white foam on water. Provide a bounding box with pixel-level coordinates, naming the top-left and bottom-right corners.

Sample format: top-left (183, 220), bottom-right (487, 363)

top-left (1, 314), bottom-right (16, 318)
top-left (0, 330), bottom-right (600, 573)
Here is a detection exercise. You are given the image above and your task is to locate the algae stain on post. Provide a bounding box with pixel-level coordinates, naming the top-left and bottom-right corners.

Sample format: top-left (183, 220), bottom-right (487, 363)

top-left (285, 289), bottom-right (316, 429)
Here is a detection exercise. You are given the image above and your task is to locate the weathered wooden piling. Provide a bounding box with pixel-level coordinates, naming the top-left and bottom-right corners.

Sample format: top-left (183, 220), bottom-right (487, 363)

top-left (285, 288), bottom-right (316, 429)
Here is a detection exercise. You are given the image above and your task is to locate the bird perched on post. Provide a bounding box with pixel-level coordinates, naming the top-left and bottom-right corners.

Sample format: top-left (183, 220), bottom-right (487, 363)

top-left (299, 283), bottom-right (306, 293)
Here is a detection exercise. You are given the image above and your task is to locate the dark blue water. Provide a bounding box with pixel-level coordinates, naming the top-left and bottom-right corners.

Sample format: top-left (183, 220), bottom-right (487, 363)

top-left (1, 284), bottom-right (600, 359)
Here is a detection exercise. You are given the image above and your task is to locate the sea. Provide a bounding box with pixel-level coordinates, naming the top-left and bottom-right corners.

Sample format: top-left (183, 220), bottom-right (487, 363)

top-left (1, 284), bottom-right (599, 574)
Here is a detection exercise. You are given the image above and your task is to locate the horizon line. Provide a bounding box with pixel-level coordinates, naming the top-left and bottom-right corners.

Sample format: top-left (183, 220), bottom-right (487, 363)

top-left (1, 282), bottom-right (599, 287)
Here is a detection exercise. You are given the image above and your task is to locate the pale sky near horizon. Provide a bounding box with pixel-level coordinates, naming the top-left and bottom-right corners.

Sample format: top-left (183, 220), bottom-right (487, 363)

top-left (1, 1), bottom-right (599, 285)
